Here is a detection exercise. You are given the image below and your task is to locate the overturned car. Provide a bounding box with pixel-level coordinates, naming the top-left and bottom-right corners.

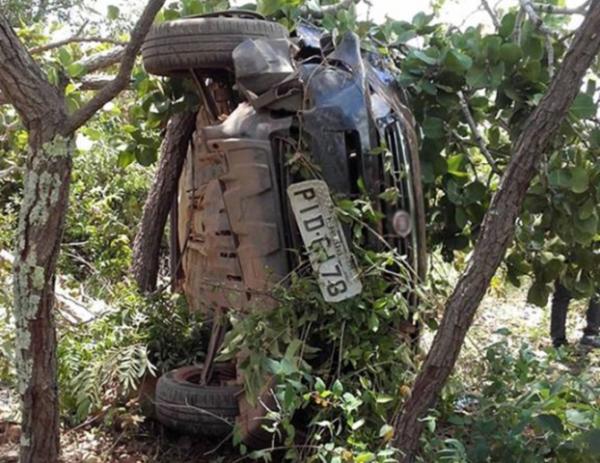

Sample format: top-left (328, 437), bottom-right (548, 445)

top-left (141, 10), bottom-right (426, 446)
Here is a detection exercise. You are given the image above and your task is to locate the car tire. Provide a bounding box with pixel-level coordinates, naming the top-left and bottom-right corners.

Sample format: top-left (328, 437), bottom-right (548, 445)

top-left (155, 363), bottom-right (241, 437)
top-left (141, 16), bottom-right (289, 76)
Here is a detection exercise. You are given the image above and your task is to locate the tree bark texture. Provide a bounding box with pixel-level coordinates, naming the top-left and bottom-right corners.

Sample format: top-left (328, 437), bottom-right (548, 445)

top-left (1, 16), bottom-right (70, 463)
top-left (0, 1), bottom-right (166, 461)
top-left (132, 111), bottom-right (196, 293)
top-left (13, 136), bottom-right (74, 463)
top-left (393, 3), bottom-right (600, 460)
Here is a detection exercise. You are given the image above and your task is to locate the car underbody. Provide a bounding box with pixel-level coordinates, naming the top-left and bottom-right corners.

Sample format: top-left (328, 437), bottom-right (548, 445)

top-left (141, 11), bottom-right (426, 446)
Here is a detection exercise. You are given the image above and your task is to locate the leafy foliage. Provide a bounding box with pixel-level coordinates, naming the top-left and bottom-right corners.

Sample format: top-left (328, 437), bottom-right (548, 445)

top-left (425, 334), bottom-right (600, 462)
top-left (218, 179), bottom-right (436, 460)
top-left (360, 6), bottom-right (600, 305)
top-left (0, 0), bottom-right (85, 25)
top-left (0, 1), bottom-right (599, 461)
top-left (58, 288), bottom-right (205, 424)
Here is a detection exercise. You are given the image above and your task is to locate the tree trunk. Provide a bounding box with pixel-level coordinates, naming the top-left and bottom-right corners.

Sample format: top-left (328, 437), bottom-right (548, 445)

top-left (393, 3), bottom-right (600, 460)
top-left (0, 2), bottom-right (166, 461)
top-left (13, 133), bottom-right (73, 463)
top-left (1, 17), bottom-right (69, 463)
top-left (132, 111), bottom-right (196, 293)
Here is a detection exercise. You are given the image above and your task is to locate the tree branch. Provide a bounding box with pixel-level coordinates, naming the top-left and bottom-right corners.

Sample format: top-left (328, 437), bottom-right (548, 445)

top-left (0, 15), bottom-right (65, 132)
top-left (0, 45), bottom-right (124, 107)
top-left (29, 36), bottom-right (127, 54)
top-left (301, 0), bottom-right (360, 18)
top-left (78, 74), bottom-right (125, 91)
top-left (0, 65), bottom-right (126, 104)
top-left (520, 0), bottom-right (555, 78)
top-left (457, 90), bottom-right (500, 174)
top-left (73, 46), bottom-right (125, 74)
top-left (481, 0), bottom-right (500, 29)
top-left (63, 0), bottom-right (166, 134)
top-left (533, 0), bottom-right (591, 15)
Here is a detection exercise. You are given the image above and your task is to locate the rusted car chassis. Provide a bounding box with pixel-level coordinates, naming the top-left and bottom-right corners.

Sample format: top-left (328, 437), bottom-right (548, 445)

top-left (141, 11), bottom-right (426, 446)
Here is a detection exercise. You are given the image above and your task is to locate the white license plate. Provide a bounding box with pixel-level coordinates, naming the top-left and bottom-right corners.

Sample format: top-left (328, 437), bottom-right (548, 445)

top-left (287, 180), bottom-right (362, 302)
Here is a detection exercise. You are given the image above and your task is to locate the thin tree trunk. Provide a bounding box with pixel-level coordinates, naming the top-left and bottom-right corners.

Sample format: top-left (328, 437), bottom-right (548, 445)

top-left (0, 16), bottom-right (69, 463)
top-left (393, 3), bottom-right (600, 460)
top-left (132, 111), bottom-right (195, 293)
top-left (13, 134), bottom-right (73, 463)
top-left (0, 2), bottom-right (166, 461)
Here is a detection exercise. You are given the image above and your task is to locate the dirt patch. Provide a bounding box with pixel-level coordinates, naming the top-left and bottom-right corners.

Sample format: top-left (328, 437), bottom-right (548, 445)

top-left (0, 420), bottom-right (240, 463)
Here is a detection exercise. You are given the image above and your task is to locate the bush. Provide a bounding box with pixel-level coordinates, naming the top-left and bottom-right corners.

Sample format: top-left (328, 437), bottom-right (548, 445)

top-left (424, 334), bottom-right (600, 462)
top-left (58, 286), bottom-right (206, 424)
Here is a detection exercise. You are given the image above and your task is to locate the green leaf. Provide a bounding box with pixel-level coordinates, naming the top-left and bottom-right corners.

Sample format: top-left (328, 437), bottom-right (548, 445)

top-left (575, 212), bottom-right (598, 236)
top-left (574, 271), bottom-right (595, 294)
top-left (548, 169), bottom-right (571, 188)
top-left (351, 418), bottom-right (365, 430)
top-left (527, 281), bottom-right (551, 307)
top-left (314, 377), bottom-right (326, 393)
top-left (482, 36), bottom-right (502, 61)
top-left (455, 207), bottom-right (468, 229)
top-left (489, 62), bottom-right (505, 87)
top-left (57, 47), bottom-right (72, 66)
top-left (420, 80), bottom-right (437, 95)
top-left (569, 166), bottom-right (589, 193)
top-left (443, 49), bottom-right (473, 73)
top-left (446, 179), bottom-right (463, 205)
top-left (412, 50), bottom-right (439, 65)
top-left (257, 0), bottom-right (285, 15)
top-left (522, 35), bottom-right (544, 60)
top-left (395, 29), bottom-right (417, 44)
top-left (412, 12), bottom-right (434, 30)
top-left (135, 148), bottom-right (157, 166)
top-left (67, 63), bottom-right (86, 78)
top-left (466, 65), bottom-right (487, 89)
top-left (499, 12), bottom-right (516, 37)
top-left (581, 429), bottom-right (600, 454)
top-left (368, 312), bottom-right (379, 332)
top-left (570, 93), bottom-right (597, 119)
top-left (355, 452), bottom-right (376, 463)
top-left (117, 150), bottom-right (135, 168)
top-left (107, 5), bottom-right (120, 20)
top-left (464, 181), bottom-right (487, 204)
top-left (447, 153), bottom-right (464, 174)
top-left (565, 409), bottom-right (591, 427)
top-left (536, 414), bottom-right (564, 434)
top-left (332, 380), bottom-right (343, 396)
top-left (422, 117), bottom-right (444, 139)
top-left (522, 60), bottom-right (541, 81)
top-left (579, 198), bottom-right (595, 220)
top-left (499, 43), bottom-right (523, 66)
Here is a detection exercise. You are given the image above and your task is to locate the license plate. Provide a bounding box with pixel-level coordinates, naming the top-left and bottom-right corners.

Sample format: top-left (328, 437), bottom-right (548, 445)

top-left (287, 180), bottom-right (362, 302)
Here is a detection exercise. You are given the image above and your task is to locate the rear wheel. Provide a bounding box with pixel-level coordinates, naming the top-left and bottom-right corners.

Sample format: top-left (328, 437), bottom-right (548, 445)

top-left (141, 15), bottom-right (289, 76)
top-left (155, 363), bottom-right (241, 437)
